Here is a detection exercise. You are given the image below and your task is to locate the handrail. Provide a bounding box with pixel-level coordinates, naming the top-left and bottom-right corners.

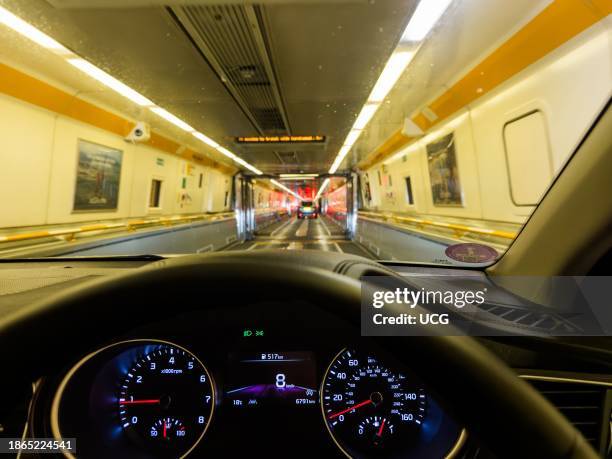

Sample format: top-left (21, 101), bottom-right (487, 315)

top-left (358, 211), bottom-right (518, 240)
top-left (0, 212), bottom-right (236, 244)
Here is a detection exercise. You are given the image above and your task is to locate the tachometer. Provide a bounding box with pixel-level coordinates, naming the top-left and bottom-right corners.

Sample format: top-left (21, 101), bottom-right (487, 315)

top-left (118, 343), bottom-right (214, 458)
top-left (322, 349), bottom-right (463, 459)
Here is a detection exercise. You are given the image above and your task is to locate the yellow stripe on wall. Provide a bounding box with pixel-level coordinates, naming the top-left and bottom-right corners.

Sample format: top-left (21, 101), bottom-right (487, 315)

top-left (0, 62), bottom-right (236, 175)
top-left (357, 0), bottom-right (612, 170)
top-left (0, 62), bottom-right (132, 136)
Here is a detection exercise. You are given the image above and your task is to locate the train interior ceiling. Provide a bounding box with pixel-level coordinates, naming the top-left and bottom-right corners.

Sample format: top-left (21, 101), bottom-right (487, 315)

top-left (0, 0), bottom-right (612, 459)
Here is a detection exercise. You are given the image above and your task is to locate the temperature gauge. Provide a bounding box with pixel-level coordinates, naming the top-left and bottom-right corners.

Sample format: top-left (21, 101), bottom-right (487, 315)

top-left (150, 417), bottom-right (186, 442)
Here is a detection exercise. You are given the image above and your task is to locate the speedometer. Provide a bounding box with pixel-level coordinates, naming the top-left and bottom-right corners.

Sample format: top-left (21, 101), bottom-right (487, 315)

top-left (321, 349), bottom-right (463, 458)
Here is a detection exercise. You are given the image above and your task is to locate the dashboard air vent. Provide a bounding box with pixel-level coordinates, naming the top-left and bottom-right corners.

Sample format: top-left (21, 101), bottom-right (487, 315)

top-left (526, 378), bottom-right (606, 450)
top-left (477, 302), bottom-right (582, 333)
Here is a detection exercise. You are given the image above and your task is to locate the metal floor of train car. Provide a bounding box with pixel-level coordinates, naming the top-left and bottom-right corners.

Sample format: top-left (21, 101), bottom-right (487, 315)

top-left (229, 215), bottom-right (374, 258)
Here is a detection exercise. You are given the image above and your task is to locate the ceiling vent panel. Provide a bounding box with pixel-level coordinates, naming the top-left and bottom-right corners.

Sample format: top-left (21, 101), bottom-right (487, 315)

top-left (171, 4), bottom-right (289, 134)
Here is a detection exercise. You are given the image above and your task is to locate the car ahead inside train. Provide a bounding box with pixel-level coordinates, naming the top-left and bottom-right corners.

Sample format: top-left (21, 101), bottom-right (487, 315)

top-left (0, 1), bottom-right (611, 458)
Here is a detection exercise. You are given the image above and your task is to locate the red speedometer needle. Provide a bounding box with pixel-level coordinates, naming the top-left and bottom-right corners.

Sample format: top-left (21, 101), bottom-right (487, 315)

top-left (163, 421), bottom-right (167, 439)
top-left (120, 399), bottom-right (160, 405)
top-left (327, 399), bottom-right (372, 419)
top-left (377, 418), bottom-right (386, 437)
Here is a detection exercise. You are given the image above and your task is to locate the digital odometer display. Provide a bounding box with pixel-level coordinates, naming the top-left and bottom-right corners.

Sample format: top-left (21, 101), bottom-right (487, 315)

top-left (225, 351), bottom-right (318, 408)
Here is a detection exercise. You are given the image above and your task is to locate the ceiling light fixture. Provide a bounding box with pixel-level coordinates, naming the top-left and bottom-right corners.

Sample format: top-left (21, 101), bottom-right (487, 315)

top-left (401, 0), bottom-right (453, 42)
top-left (270, 179), bottom-right (303, 200)
top-left (352, 104), bottom-right (380, 130)
top-left (0, 6), bottom-right (69, 52)
top-left (329, 145), bottom-right (352, 174)
top-left (67, 58), bottom-right (154, 107)
top-left (344, 129), bottom-right (363, 147)
top-left (192, 132), bottom-right (262, 174)
top-left (192, 132), bottom-right (219, 149)
top-left (279, 174), bottom-right (319, 178)
top-left (327, 0), bottom-right (452, 173)
top-left (367, 51), bottom-right (415, 103)
top-left (314, 178), bottom-right (330, 201)
top-left (213, 145), bottom-right (262, 175)
top-left (149, 107), bottom-right (195, 132)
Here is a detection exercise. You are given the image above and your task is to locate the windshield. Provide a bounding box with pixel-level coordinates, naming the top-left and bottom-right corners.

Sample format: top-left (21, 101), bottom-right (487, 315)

top-left (0, 1), bottom-right (610, 265)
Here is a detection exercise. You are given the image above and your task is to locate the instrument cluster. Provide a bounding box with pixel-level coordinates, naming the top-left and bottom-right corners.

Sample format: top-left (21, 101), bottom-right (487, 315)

top-left (49, 340), bottom-right (464, 458)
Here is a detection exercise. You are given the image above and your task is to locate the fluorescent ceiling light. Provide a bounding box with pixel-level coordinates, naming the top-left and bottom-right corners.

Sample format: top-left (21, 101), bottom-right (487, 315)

top-left (329, 145), bottom-right (352, 174)
top-left (280, 177), bottom-right (316, 181)
top-left (353, 104), bottom-right (379, 130)
top-left (149, 107), bottom-right (194, 132)
top-left (216, 145), bottom-right (262, 175)
top-left (314, 178), bottom-right (330, 201)
top-left (195, 132), bottom-right (262, 175)
top-left (326, 0), bottom-right (452, 175)
top-left (216, 146), bottom-right (237, 160)
top-left (279, 174), bottom-right (319, 178)
top-left (368, 51), bottom-right (414, 102)
top-left (401, 0), bottom-right (453, 42)
top-left (326, 50), bottom-right (413, 173)
top-left (67, 58), bottom-right (154, 106)
top-left (244, 164), bottom-right (263, 175)
top-left (344, 129), bottom-right (362, 147)
top-left (192, 132), bottom-right (219, 149)
top-left (337, 145), bottom-right (352, 162)
top-left (0, 6), bottom-right (69, 52)
top-left (270, 179), bottom-right (303, 200)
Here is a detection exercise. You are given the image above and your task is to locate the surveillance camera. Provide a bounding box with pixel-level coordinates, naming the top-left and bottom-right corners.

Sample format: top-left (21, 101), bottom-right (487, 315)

top-left (125, 121), bottom-right (151, 143)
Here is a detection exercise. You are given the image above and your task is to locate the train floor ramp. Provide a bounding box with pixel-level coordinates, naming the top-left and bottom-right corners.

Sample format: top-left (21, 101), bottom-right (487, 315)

top-left (228, 215), bottom-right (375, 259)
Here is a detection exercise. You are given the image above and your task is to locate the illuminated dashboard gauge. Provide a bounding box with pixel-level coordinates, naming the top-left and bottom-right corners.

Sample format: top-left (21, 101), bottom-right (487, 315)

top-left (149, 417), bottom-right (186, 441)
top-left (321, 349), bottom-right (428, 458)
top-left (118, 343), bottom-right (214, 458)
top-left (357, 415), bottom-right (395, 446)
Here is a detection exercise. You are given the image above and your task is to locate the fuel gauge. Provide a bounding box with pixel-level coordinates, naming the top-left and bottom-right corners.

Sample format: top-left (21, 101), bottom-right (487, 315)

top-left (358, 416), bottom-right (395, 447)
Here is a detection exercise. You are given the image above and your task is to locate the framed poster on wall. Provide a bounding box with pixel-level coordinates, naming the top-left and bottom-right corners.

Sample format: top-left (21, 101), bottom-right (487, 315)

top-left (426, 132), bottom-right (463, 206)
top-left (73, 139), bottom-right (123, 211)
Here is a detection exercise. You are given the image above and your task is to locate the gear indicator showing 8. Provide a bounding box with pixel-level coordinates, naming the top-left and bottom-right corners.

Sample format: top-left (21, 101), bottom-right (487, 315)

top-left (321, 349), bottom-right (427, 458)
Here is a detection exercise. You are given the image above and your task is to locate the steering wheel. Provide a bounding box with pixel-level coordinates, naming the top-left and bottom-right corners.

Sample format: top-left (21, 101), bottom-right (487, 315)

top-left (0, 252), bottom-right (598, 459)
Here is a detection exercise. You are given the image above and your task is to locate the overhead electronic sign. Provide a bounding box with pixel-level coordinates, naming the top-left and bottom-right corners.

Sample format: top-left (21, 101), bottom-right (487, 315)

top-left (236, 135), bottom-right (326, 144)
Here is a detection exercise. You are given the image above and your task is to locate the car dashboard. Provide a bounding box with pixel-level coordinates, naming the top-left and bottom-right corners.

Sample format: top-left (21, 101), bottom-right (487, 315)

top-left (0, 257), bottom-right (611, 458)
top-left (25, 301), bottom-right (464, 458)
